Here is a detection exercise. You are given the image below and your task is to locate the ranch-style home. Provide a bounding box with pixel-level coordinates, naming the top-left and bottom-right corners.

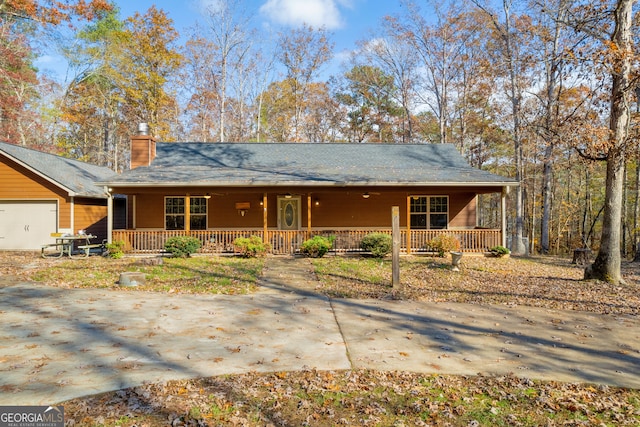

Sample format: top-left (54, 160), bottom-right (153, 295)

top-left (0, 141), bottom-right (122, 250)
top-left (95, 130), bottom-right (518, 255)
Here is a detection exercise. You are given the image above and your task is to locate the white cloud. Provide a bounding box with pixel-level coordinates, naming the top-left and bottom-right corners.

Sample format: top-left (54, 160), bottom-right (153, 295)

top-left (259, 0), bottom-right (344, 29)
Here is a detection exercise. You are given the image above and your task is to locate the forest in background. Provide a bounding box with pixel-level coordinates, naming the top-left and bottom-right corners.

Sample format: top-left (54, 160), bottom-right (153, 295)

top-left (1, 0), bottom-right (639, 264)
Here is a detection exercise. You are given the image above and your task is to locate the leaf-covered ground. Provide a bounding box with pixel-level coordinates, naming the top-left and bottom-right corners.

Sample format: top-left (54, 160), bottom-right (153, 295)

top-left (0, 253), bottom-right (264, 294)
top-left (62, 370), bottom-right (640, 426)
top-left (312, 255), bottom-right (640, 316)
top-left (2, 252), bottom-right (639, 426)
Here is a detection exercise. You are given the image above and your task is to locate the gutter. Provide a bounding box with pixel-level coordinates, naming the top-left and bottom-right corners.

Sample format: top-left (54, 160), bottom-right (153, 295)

top-left (94, 180), bottom-right (519, 188)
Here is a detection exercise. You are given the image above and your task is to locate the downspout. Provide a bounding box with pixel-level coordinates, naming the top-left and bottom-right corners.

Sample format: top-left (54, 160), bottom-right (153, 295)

top-left (406, 195), bottom-right (411, 255)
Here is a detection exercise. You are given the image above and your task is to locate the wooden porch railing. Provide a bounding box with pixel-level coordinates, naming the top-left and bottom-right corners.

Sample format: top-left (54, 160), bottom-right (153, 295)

top-left (112, 228), bottom-right (501, 255)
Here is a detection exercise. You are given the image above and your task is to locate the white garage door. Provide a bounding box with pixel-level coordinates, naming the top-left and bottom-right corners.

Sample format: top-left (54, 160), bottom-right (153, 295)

top-left (0, 201), bottom-right (57, 250)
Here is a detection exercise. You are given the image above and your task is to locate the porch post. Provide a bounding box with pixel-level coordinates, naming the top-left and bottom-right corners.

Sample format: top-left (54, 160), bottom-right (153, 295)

top-left (392, 206), bottom-right (401, 289)
top-left (406, 195), bottom-right (411, 255)
top-left (307, 194), bottom-right (312, 234)
top-left (132, 195), bottom-right (136, 229)
top-left (262, 193), bottom-right (268, 244)
top-left (501, 186), bottom-right (508, 247)
top-left (105, 187), bottom-right (113, 244)
top-left (185, 194), bottom-right (191, 232)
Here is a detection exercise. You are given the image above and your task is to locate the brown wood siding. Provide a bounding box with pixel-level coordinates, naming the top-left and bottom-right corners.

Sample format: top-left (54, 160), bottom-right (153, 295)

top-left (74, 197), bottom-right (108, 240)
top-left (211, 194), bottom-right (265, 227)
top-left (112, 186), bottom-right (490, 230)
top-left (0, 156), bottom-right (71, 228)
top-left (309, 191), bottom-right (406, 227)
top-left (449, 193), bottom-right (477, 228)
top-left (134, 194), bottom-right (165, 228)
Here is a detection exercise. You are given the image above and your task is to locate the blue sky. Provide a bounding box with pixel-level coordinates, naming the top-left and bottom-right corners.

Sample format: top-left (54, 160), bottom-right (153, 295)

top-left (116, 0), bottom-right (404, 51)
top-left (36, 0), bottom-right (409, 82)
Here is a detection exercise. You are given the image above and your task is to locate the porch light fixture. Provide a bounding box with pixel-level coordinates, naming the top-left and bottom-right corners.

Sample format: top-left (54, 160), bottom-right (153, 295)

top-left (362, 192), bottom-right (370, 199)
top-left (285, 193), bottom-right (292, 199)
top-left (204, 193), bottom-right (211, 199)
top-left (314, 199), bottom-right (320, 206)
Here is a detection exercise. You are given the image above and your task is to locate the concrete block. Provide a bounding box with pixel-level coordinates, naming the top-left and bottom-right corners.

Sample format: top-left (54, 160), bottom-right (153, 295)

top-left (119, 271), bottom-right (146, 287)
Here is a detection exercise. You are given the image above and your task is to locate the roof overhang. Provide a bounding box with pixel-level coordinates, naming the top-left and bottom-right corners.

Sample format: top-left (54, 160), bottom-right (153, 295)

top-left (97, 180), bottom-right (519, 188)
top-left (0, 150), bottom-right (78, 197)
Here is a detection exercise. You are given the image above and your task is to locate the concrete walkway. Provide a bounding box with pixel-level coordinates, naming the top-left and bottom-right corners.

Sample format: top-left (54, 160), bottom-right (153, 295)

top-left (0, 256), bottom-right (638, 405)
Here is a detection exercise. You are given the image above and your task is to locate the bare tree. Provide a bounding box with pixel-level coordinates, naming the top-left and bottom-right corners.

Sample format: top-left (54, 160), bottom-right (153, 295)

top-left (204, 0), bottom-right (253, 142)
top-left (473, 0), bottom-right (531, 255)
top-left (533, 0), bottom-right (573, 254)
top-left (276, 24), bottom-right (333, 142)
top-left (361, 16), bottom-right (418, 143)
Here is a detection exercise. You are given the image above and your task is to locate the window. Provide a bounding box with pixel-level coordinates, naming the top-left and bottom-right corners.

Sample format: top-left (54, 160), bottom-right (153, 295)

top-left (190, 197), bottom-right (207, 230)
top-left (165, 197), bottom-right (185, 230)
top-left (165, 197), bottom-right (207, 230)
top-left (410, 196), bottom-right (448, 229)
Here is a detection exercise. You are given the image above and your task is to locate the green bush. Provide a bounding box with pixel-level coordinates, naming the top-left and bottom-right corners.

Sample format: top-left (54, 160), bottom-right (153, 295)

top-left (360, 233), bottom-right (392, 258)
top-left (105, 240), bottom-right (125, 259)
top-left (233, 235), bottom-right (270, 258)
top-left (490, 245), bottom-right (510, 257)
top-left (300, 235), bottom-right (335, 258)
top-left (164, 236), bottom-right (202, 257)
top-left (428, 234), bottom-right (461, 257)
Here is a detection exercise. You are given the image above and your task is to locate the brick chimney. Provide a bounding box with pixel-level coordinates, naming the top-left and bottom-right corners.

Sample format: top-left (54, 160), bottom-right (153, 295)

top-left (130, 123), bottom-right (156, 169)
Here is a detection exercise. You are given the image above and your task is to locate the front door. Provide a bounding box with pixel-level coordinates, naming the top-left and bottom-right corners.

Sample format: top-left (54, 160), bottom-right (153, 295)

top-left (278, 197), bottom-right (300, 230)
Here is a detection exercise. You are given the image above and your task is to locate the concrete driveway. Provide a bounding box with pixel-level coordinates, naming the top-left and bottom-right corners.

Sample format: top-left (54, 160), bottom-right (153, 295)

top-left (0, 257), bottom-right (638, 405)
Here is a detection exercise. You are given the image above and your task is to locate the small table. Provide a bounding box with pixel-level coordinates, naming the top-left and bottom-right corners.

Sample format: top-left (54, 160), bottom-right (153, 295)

top-left (41, 234), bottom-right (97, 258)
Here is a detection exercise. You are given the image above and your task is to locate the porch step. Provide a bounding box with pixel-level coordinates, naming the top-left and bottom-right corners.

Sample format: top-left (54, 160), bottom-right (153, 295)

top-left (258, 256), bottom-right (324, 296)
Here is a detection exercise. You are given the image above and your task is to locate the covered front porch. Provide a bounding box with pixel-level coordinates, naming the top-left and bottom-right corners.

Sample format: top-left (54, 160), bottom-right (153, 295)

top-left (99, 139), bottom-right (517, 255)
top-left (112, 227), bottom-right (503, 255)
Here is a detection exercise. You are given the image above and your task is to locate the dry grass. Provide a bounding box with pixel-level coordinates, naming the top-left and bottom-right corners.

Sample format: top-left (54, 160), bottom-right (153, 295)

top-left (313, 254), bottom-right (640, 315)
top-left (2, 251), bottom-right (639, 426)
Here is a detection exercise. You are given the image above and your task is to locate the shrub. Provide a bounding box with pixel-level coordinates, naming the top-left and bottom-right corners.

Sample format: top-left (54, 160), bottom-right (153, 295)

top-left (360, 233), bottom-right (392, 258)
top-left (234, 235), bottom-right (270, 258)
top-left (428, 234), bottom-right (461, 257)
top-left (164, 236), bottom-right (202, 257)
top-left (104, 240), bottom-right (125, 259)
top-left (490, 245), bottom-right (510, 257)
top-left (301, 235), bottom-right (335, 258)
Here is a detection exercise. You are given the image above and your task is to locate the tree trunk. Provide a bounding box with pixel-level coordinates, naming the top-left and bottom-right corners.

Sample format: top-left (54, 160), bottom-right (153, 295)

top-left (504, 0), bottom-right (526, 255)
top-left (585, 153), bottom-right (625, 283)
top-left (584, 0), bottom-right (634, 284)
top-left (634, 148), bottom-right (640, 261)
top-left (540, 152), bottom-right (553, 253)
top-left (539, 0), bottom-right (567, 254)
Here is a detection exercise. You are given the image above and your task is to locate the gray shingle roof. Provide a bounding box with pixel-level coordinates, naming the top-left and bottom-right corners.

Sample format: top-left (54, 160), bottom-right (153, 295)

top-left (98, 142), bottom-right (517, 188)
top-left (0, 141), bottom-right (114, 197)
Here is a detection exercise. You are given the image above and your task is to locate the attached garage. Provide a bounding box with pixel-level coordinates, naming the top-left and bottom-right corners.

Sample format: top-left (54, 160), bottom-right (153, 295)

top-left (0, 201), bottom-right (57, 250)
top-left (0, 142), bottom-right (118, 251)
